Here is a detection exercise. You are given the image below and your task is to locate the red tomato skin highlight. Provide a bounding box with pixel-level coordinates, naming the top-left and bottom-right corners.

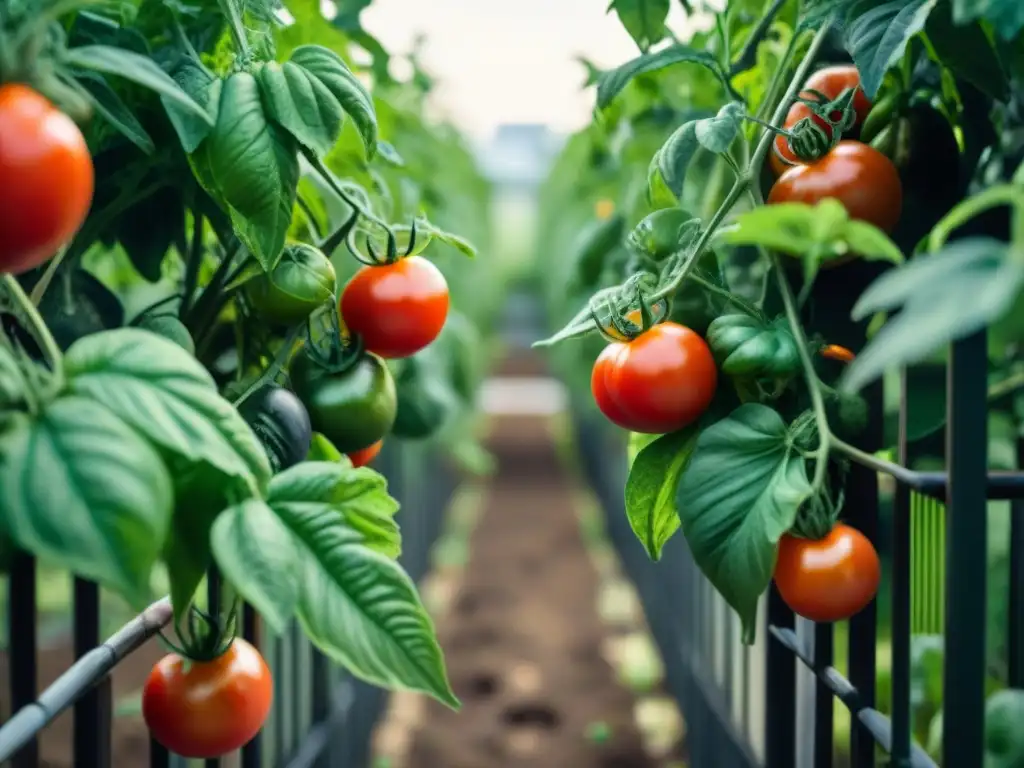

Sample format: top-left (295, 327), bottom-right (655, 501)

top-left (0, 84), bottom-right (94, 274)
top-left (348, 439), bottom-right (383, 467)
top-left (774, 524), bottom-right (881, 623)
top-left (768, 141), bottom-right (902, 234)
top-left (340, 256), bottom-right (450, 359)
top-left (602, 322), bottom-right (717, 434)
top-left (591, 342), bottom-right (634, 428)
top-left (142, 639), bottom-right (273, 758)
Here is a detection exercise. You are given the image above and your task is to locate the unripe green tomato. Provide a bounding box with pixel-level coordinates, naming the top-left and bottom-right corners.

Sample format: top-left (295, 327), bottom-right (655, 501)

top-left (247, 243), bottom-right (336, 326)
top-left (627, 208), bottom-right (699, 262)
top-left (289, 350), bottom-right (397, 453)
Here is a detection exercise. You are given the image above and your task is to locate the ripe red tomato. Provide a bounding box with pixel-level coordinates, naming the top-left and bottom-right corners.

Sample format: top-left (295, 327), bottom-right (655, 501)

top-left (142, 639), bottom-right (272, 758)
top-left (340, 256), bottom-right (449, 359)
top-left (348, 439), bottom-right (383, 467)
top-left (770, 65), bottom-right (872, 176)
top-left (591, 322), bottom-right (717, 434)
top-left (768, 141), bottom-right (902, 233)
top-left (0, 84), bottom-right (94, 274)
top-left (774, 523), bottom-right (880, 623)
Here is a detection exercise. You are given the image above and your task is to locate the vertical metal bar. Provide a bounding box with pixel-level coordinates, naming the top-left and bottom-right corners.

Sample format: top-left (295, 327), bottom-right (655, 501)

top-left (890, 370), bottom-right (914, 766)
top-left (1008, 435), bottom-right (1024, 688)
top-left (9, 551), bottom-right (38, 768)
top-left (765, 586), bottom-right (796, 768)
top-left (150, 738), bottom-right (170, 768)
top-left (206, 570), bottom-right (221, 768)
top-left (241, 604), bottom-right (262, 768)
top-left (848, 378), bottom-right (883, 768)
top-left (813, 622), bottom-right (834, 768)
top-left (93, 677), bottom-right (112, 768)
top-left (73, 578), bottom-right (102, 768)
top-left (311, 650), bottom-right (332, 768)
top-left (943, 331), bottom-right (988, 768)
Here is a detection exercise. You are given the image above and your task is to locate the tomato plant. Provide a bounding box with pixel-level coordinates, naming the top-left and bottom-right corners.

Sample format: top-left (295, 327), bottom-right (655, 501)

top-left (0, 0), bottom-right (486, 745)
top-left (340, 255), bottom-right (450, 359)
top-left (773, 523), bottom-right (881, 623)
top-left (142, 639), bottom-right (272, 758)
top-left (534, 0), bottom-right (1024, 667)
top-left (0, 84), bottom-right (94, 275)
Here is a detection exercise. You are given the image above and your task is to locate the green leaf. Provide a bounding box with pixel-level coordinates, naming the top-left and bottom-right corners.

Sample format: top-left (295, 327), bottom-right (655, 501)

top-left (63, 328), bottom-right (272, 496)
top-left (532, 285), bottom-right (621, 348)
top-left (65, 45), bottom-right (213, 126)
top-left (289, 45), bottom-right (378, 157)
top-left (308, 432), bottom-right (346, 462)
top-left (624, 428), bottom-right (699, 560)
top-left (0, 398), bottom-right (173, 602)
top-left (162, 466), bottom-right (222, 626)
top-left (268, 463), bottom-right (454, 705)
top-left (76, 72), bottom-right (155, 154)
top-left (163, 59), bottom-right (222, 154)
top-left (843, 238), bottom-right (1024, 392)
top-left (608, 0), bottom-right (670, 51)
top-left (258, 60), bottom-right (347, 156)
top-left (844, 0), bottom-right (938, 98)
top-left (952, 0), bottom-right (1024, 40)
top-left (925, 1), bottom-right (1009, 102)
top-left (717, 199), bottom-right (903, 283)
top-left (675, 404), bottom-right (812, 643)
top-left (418, 219), bottom-right (477, 258)
top-left (654, 102), bottom-right (745, 201)
top-left (270, 461), bottom-right (400, 558)
top-left (596, 44), bottom-right (723, 109)
top-left (211, 498), bottom-right (300, 633)
top-left (196, 71), bottom-right (300, 271)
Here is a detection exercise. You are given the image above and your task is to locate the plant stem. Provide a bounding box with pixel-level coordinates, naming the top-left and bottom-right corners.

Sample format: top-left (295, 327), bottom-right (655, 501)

top-left (988, 369), bottom-right (1024, 402)
top-left (217, 0), bottom-right (250, 57)
top-left (772, 253), bottom-right (831, 494)
top-left (689, 273), bottom-right (763, 317)
top-left (1, 275), bottom-right (64, 381)
top-left (650, 19), bottom-right (834, 303)
top-left (232, 326), bottom-right (304, 408)
top-left (927, 184), bottom-right (1024, 253)
top-left (304, 150), bottom-right (389, 230)
top-left (729, 0), bottom-right (787, 77)
top-left (182, 212), bottom-right (205, 314)
top-left (29, 246), bottom-right (68, 306)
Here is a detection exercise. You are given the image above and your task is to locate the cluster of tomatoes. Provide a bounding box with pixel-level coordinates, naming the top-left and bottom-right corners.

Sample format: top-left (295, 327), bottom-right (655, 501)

top-left (0, 84), bottom-right (95, 275)
top-left (767, 65), bottom-right (902, 235)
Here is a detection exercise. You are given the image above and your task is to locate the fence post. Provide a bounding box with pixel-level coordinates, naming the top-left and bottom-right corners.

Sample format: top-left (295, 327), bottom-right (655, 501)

top-left (765, 586), bottom-right (795, 768)
top-left (943, 331), bottom-right (989, 766)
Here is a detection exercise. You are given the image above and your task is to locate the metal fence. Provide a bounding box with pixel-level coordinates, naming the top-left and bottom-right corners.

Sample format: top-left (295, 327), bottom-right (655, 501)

top-left (573, 297), bottom-right (1024, 765)
top-left (0, 441), bottom-right (457, 768)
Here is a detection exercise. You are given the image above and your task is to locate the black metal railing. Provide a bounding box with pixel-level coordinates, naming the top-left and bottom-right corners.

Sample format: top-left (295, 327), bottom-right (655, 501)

top-left (0, 441), bottom-right (457, 768)
top-left (572, 326), bottom-right (1024, 767)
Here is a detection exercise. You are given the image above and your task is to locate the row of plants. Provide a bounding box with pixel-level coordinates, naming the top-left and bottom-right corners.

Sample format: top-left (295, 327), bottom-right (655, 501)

top-left (534, 0), bottom-right (1024, 762)
top-left (0, 0), bottom-right (496, 757)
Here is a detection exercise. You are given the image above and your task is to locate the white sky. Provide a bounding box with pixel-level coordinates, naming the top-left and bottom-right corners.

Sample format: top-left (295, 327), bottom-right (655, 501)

top-left (360, 0), bottom-right (695, 140)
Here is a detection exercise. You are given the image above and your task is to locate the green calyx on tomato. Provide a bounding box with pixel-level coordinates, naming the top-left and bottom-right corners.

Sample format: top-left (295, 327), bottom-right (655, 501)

top-left (237, 384), bottom-right (312, 474)
top-left (143, 637), bottom-right (272, 759)
top-left (626, 207), bottom-right (701, 262)
top-left (591, 321), bottom-right (717, 434)
top-left (705, 314), bottom-right (801, 378)
top-left (246, 243), bottom-right (337, 326)
top-left (289, 348), bottom-right (397, 453)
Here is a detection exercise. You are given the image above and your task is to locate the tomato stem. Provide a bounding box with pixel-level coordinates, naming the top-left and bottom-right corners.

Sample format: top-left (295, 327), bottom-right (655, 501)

top-left (232, 325), bottom-right (304, 408)
top-left (1, 275), bottom-right (64, 382)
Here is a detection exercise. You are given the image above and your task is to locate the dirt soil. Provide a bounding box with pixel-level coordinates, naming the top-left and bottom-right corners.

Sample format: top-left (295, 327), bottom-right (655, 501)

top-left (406, 414), bottom-right (658, 768)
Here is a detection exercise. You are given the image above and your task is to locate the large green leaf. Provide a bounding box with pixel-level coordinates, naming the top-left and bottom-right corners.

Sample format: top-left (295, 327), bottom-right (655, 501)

top-left (0, 398), bottom-right (173, 602)
top-left (596, 44), bottom-right (724, 109)
top-left (211, 499), bottom-right (300, 633)
top-left (258, 60), bottom-right (347, 156)
top-left (953, 0), bottom-right (1024, 40)
top-left (64, 328), bottom-right (272, 496)
top-left (163, 59), bottom-right (222, 154)
top-left (268, 463), bottom-right (454, 705)
top-left (844, 0), bottom-right (938, 97)
top-left (843, 238), bottom-right (1024, 392)
top-left (64, 45), bottom-right (213, 125)
top-left (609, 0), bottom-right (670, 51)
top-left (289, 45), bottom-right (378, 157)
top-left (196, 71), bottom-right (300, 271)
top-left (925, 1), bottom-right (1009, 102)
top-left (624, 427), bottom-right (699, 560)
top-left (675, 404), bottom-right (812, 643)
